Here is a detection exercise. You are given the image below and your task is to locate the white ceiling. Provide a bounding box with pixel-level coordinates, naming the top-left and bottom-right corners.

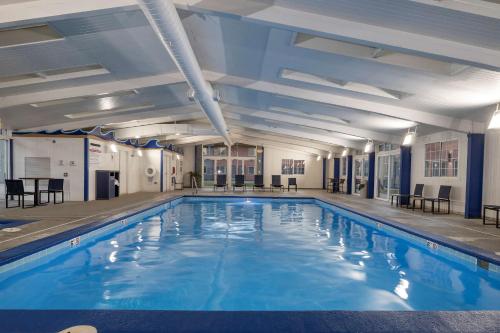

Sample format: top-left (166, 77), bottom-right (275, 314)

top-left (0, 0), bottom-right (499, 154)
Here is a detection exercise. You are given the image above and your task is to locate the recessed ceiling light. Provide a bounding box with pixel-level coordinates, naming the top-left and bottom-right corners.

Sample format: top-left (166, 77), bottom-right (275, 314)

top-left (30, 89), bottom-right (139, 108)
top-left (0, 24), bottom-right (63, 48)
top-left (0, 64), bottom-right (109, 89)
top-left (65, 104), bottom-right (155, 119)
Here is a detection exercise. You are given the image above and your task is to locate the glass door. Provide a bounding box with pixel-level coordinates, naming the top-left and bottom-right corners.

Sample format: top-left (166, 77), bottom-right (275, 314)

top-left (203, 159), bottom-right (215, 187)
top-left (376, 153), bottom-right (400, 200)
top-left (377, 155), bottom-right (389, 199)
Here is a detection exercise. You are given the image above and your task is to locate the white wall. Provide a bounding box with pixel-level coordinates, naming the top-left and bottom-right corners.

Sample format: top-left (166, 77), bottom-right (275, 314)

top-left (13, 136), bottom-right (84, 201)
top-left (411, 131), bottom-right (468, 213)
top-left (181, 144), bottom-right (195, 187)
top-left (483, 131), bottom-right (500, 218)
top-left (263, 146), bottom-right (323, 189)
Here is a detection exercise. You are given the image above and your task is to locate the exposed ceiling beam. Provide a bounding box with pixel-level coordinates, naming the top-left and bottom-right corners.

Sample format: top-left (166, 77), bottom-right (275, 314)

top-left (114, 123), bottom-right (217, 139)
top-left (224, 104), bottom-right (401, 144)
top-left (0, 72), bottom-right (186, 109)
top-left (408, 0), bottom-right (500, 20)
top-left (175, 1), bottom-right (500, 71)
top-left (226, 117), bottom-right (365, 149)
top-left (230, 127), bottom-right (337, 152)
top-left (207, 72), bottom-right (485, 133)
top-left (0, 0), bottom-right (136, 26)
top-left (20, 106), bottom-right (203, 131)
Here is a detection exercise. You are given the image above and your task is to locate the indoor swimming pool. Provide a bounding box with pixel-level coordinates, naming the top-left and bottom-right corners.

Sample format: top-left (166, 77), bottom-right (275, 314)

top-left (0, 197), bottom-right (499, 311)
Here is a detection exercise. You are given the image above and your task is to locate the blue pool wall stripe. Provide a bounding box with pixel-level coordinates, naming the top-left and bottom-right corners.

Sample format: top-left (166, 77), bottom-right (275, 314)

top-left (400, 146), bottom-right (412, 206)
top-left (367, 152), bottom-right (375, 199)
top-left (465, 133), bottom-right (485, 219)
top-left (333, 158), bottom-right (340, 179)
top-left (83, 138), bottom-right (89, 202)
top-left (346, 155), bottom-right (353, 195)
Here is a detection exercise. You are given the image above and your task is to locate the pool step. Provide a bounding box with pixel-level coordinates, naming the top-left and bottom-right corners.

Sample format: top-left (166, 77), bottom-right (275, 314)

top-left (57, 326), bottom-right (97, 333)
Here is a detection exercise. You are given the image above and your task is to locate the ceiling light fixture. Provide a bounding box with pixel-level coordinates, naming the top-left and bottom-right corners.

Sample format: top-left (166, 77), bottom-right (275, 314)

top-left (316, 155), bottom-right (322, 161)
top-left (488, 103), bottom-right (500, 130)
top-left (402, 128), bottom-right (417, 146)
top-left (342, 147), bottom-right (349, 157)
top-left (364, 139), bottom-right (374, 153)
top-left (327, 152), bottom-right (332, 160)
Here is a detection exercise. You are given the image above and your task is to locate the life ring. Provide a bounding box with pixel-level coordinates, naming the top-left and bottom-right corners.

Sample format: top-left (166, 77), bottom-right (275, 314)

top-left (145, 166), bottom-right (156, 177)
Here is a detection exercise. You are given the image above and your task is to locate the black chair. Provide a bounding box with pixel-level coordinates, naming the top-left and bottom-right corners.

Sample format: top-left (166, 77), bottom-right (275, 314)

top-left (213, 174), bottom-right (228, 192)
top-left (5, 179), bottom-right (35, 208)
top-left (233, 175), bottom-right (246, 192)
top-left (338, 178), bottom-right (345, 193)
top-left (391, 184), bottom-right (424, 208)
top-left (40, 179), bottom-right (64, 204)
top-left (288, 178), bottom-right (297, 192)
top-left (270, 175), bottom-right (284, 192)
top-left (422, 185), bottom-right (452, 214)
top-left (253, 175), bottom-right (265, 191)
top-left (327, 178), bottom-right (334, 193)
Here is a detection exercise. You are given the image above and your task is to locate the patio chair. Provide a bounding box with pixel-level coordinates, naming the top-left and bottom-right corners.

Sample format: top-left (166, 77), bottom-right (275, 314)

top-left (233, 174), bottom-right (246, 192)
top-left (253, 175), bottom-right (265, 191)
top-left (288, 178), bottom-right (297, 192)
top-left (391, 184), bottom-right (424, 208)
top-left (40, 178), bottom-right (64, 204)
top-left (339, 178), bottom-right (345, 193)
top-left (5, 179), bottom-right (35, 208)
top-left (422, 185), bottom-right (452, 214)
top-left (270, 175), bottom-right (284, 192)
top-left (213, 174), bottom-right (228, 192)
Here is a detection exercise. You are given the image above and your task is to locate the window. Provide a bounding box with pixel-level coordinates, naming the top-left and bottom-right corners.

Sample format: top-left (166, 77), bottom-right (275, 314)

top-left (293, 160), bottom-right (305, 175)
top-left (282, 159), bottom-right (293, 175)
top-left (363, 157), bottom-right (369, 177)
top-left (378, 143), bottom-right (399, 152)
top-left (354, 159), bottom-right (362, 177)
top-left (425, 140), bottom-right (458, 177)
top-left (281, 159), bottom-right (305, 175)
top-left (203, 143), bottom-right (228, 157)
top-left (341, 157), bottom-right (346, 176)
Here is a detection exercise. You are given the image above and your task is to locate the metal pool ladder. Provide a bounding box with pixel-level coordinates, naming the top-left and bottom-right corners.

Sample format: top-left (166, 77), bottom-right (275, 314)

top-left (191, 176), bottom-right (199, 195)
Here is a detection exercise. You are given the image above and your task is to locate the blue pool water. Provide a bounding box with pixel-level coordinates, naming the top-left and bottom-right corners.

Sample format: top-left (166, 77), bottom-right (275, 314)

top-left (0, 198), bottom-right (499, 311)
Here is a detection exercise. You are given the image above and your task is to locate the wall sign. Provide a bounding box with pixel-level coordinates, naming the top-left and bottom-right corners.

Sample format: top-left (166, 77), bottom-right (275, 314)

top-left (89, 147), bottom-right (102, 165)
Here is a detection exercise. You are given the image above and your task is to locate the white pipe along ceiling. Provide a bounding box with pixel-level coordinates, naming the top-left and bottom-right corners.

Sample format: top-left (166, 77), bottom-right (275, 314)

top-left (138, 0), bottom-right (233, 145)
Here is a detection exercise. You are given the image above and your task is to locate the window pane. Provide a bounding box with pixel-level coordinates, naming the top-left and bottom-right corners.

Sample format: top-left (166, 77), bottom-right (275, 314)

top-left (282, 159), bottom-right (293, 175)
top-left (293, 160), bottom-right (305, 175)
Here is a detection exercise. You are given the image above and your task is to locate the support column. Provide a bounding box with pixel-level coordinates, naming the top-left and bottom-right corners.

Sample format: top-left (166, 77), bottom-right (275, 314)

top-left (160, 150), bottom-right (164, 192)
top-left (322, 158), bottom-right (327, 189)
top-left (465, 133), bottom-right (485, 219)
top-left (367, 152), bottom-right (375, 199)
top-left (83, 138), bottom-right (89, 201)
top-left (400, 146), bottom-right (412, 206)
top-left (333, 158), bottom-right (340, 179)
top-left (347, 155), bottom-right (353, 195)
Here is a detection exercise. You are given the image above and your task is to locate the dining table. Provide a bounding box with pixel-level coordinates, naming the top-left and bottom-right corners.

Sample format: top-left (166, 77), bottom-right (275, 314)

top-left (19, 177), bottom-right (52, 206)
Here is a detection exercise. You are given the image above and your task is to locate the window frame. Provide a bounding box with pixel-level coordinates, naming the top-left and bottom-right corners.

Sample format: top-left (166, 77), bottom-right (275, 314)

top-left (424, 139), bottom-right (458, 178)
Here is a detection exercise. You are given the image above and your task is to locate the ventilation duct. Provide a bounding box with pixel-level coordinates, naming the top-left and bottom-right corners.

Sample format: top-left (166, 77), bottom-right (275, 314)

top-left (139, 0), bottom-right (232, 145)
